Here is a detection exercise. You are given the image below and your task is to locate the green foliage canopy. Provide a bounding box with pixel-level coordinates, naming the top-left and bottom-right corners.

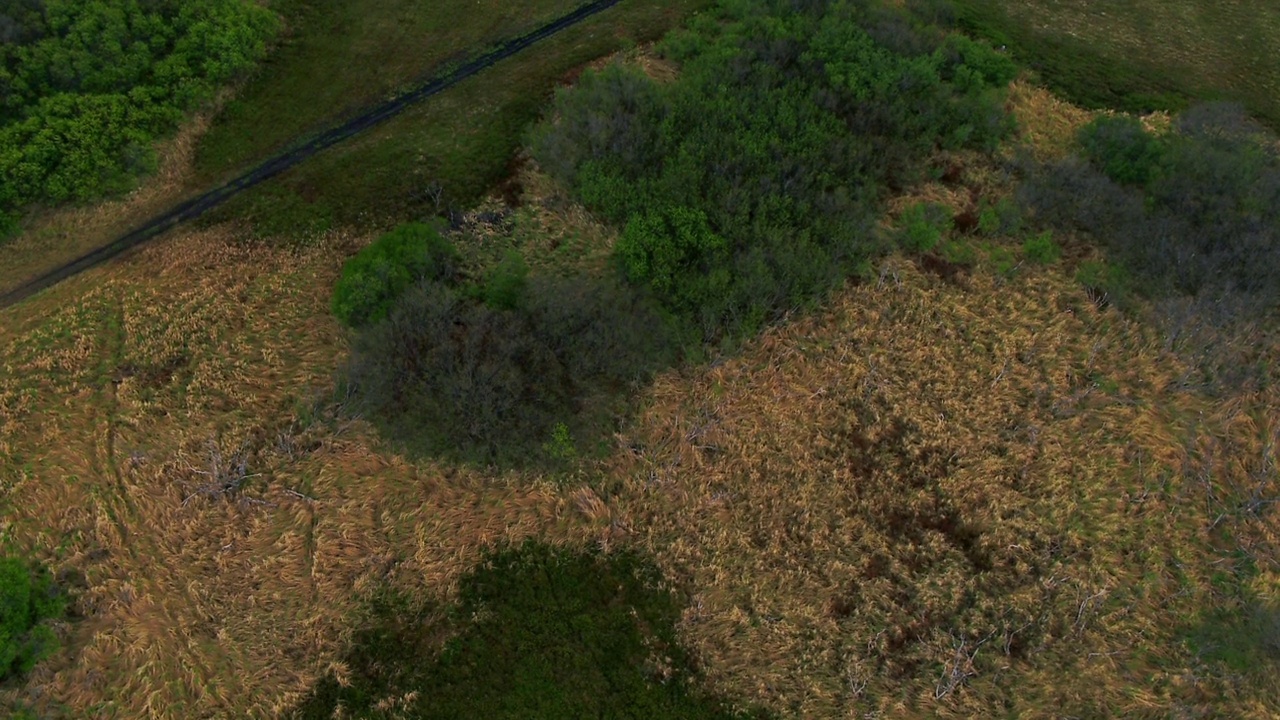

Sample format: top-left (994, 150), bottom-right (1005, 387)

top-left (0, 555), bottom-right (66, 682)
top-left (331, 222), bottom-right (460, 328)
top-left (532, 0), bottom-right (1017, 345)
top-left (0, 0), bottom-right (278, 229)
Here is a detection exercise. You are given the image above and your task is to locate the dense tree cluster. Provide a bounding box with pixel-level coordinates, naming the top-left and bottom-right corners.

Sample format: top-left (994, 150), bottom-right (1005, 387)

top-left (338, 0), bottom-right (1021, 466)
top-left (0, 0), bottom-right (278, 234)
top-left (531, 0), bottom-right (1018, 344)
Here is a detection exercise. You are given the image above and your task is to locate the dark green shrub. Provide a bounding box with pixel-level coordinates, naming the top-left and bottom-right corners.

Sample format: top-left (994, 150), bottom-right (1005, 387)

top-left (0, 555), bottom-right (66, 682)
top-left (1077, 115), bottom-right (1166, 186)
top-left (527, 62), bottom-right (668, 193)
top-left (292, 542), bottom-right (771, 719)
top-left (896, 202), bottom-right (952, 252)
top-left (1022, 229), bottom-right (1060, 265)
top-left (479, 250), bottom-right (529, 311)
top-left (330, 223), bottom-right (459, 328)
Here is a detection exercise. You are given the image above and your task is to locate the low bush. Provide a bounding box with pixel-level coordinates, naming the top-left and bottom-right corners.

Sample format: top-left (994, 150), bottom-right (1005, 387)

top-left (292, 541), bottom-right (771, 719)
top-left (1077, 114), bottom-right (1166, 186)
top-left (0, 555), bottom-right (66, 682)
top-left (1022, 229), bottom-right (1060, 265)
top-left (343, 273), bottom-right (678, 468)
top-left (896, 202), bottom-right (952, 252)
top-left (330, 222), bottom-right (460, 328)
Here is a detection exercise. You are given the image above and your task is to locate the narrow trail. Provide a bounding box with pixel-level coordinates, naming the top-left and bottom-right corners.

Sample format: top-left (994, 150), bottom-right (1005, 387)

top-left (0, 0), bottom-right (623, 310)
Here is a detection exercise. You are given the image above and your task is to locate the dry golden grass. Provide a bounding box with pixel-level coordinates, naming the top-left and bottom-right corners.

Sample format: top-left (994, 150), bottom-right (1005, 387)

top-left (1004, 78), bottom-right (1178, 163)
top-left (0, 226), bottom-right (609, 717)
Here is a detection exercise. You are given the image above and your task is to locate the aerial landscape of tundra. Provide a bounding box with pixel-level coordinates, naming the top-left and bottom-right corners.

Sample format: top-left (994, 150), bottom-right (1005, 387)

top-left (0, 0), bottom-right (1277, 717)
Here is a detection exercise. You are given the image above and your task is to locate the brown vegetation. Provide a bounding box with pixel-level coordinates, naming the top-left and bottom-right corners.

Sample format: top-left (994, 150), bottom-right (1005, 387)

top-left (1, 56), bottom-right (1276, 719)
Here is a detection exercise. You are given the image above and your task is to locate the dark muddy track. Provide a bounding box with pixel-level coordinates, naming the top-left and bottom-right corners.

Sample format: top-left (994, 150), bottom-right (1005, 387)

top-left (0, 0), bottom-right (622, 310)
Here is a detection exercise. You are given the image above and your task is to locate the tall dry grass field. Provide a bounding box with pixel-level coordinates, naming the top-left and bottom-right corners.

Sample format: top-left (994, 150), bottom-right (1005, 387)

top-left (602, 254), bottom-right (1279, 717)
top-left (0, 227), bottom-right (607, 717)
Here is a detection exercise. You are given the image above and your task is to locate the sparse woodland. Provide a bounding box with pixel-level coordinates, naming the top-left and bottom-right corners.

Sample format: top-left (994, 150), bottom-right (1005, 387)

top-left (0, 0), bottom-right (1278, 717)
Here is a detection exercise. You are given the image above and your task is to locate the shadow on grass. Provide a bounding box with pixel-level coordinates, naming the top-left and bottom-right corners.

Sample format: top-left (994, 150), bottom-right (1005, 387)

top-left (290, 541), bottom-right (773, 719)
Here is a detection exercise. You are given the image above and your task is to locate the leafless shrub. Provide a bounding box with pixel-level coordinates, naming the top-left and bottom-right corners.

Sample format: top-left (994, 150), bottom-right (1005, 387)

top-left (181, 437), bottom-right (262, 506)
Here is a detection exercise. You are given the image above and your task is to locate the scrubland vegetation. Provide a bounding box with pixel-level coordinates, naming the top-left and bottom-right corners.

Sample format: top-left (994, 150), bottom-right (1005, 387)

top-left (0, 0), bottom-right (278, 235)
top-left (1, 0), bottom-right (1278, 717)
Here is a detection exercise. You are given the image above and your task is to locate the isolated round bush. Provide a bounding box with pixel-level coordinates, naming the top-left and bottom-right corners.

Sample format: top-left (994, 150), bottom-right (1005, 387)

top-left (1076, 114), bottom-right (1166, 186)
top-left (331, 222), bottom-right (459, 327)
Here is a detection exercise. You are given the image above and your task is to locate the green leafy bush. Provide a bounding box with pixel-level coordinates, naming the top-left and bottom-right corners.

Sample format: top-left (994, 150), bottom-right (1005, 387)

top-left (617, 206), bottom-right (731, 316)
top-left (1022, 229), bottom-right (1060, 265)
top-left (344, 273), bottom-right (678, 468)
top-left (478, 250), bottom-right (529, 311)
top-left (1, 555), bottom-right (66, 682)
top-left (292, 542), bottom-right (771, 719)
top-left (937, 32), bottom-right (1019, 90)
top-left (331, 222), bottom-right (459, 328)
top-left (0, 0), bottom-right (279, 220)
top-left (1077, 114), bottom-right (1166, 186)
top-left (939, 237), bottom-right (977, 266)
top-left (896, 202), bottom-right (952, 252)
top-left (1073, 259), bottom-right (1133, 308)
top-left (531, 0), bottom-right (1016, 345)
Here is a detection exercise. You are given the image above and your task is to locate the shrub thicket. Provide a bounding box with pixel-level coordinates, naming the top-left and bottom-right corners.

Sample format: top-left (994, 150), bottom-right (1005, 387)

top-left (293, 541), bottom-right (771, 719)
top-left (1020, 101), bottom-right (1280, 300)
top-left (0, 555), bottom-right (66, 682)
top-left (343, 272), bottom-right (678, 468)
top-left (0, 0), bottom-right (278, 231)
top-left (1077, 114), bottom-right (1166, 186)
top-left (331, 222), bottom-right (460, 328)
top-left (531, 0), bottom-right (1017, 344)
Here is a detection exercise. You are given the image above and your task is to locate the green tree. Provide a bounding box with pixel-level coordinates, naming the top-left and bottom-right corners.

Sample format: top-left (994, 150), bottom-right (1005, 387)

top-left (0, 555), bottom-right (66, 682)
top-left (331, 222), bottom-right (459, 327)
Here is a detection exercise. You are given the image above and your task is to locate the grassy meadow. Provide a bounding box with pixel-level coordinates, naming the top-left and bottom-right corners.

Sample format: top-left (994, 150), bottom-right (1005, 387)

top-left (1, 0), bottom-right (1278, 718)
top-left (949, 0), bottom-right (1280, 130)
